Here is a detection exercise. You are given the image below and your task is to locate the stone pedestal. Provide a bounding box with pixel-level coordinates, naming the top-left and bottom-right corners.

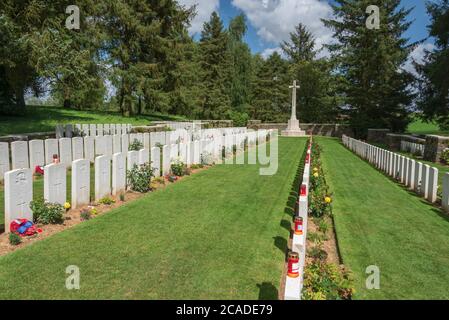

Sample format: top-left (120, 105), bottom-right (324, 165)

top-left (282, 119), bottom-right (306, 137)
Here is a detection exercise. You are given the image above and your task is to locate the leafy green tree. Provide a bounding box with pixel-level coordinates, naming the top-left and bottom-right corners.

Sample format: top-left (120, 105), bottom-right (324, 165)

top-left (416, 0), bottom-right (449, 129)
top-left (323, 0), bottom-right (415, 137)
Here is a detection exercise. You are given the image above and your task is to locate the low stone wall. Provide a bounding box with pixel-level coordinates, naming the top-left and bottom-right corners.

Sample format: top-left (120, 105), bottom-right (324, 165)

top-left (385, 133), bottom-right (425, 151)
top-left (0, 132), bottom-right (55, 143)
top-left (247, 123), bottom-right (353, 138)
top-left (424, 135), bottom-right (449, 162)
top-left (367, 129), bottom-right (391, 144)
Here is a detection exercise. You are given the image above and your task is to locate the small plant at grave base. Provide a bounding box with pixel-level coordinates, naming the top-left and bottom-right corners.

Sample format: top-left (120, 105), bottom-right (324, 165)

top-left (127, 163), bottom-right (154, 193)
top-left (171, 158), bottom-right (187, 177)
top-left (307, 245), bottom-right (328, 261)
top-left (307, 231), bottom-right (326, 244)
top-left (190, 164), bottom-right (203, 170)
top-left (98, 197), bottom-right (115, 205)
top-left (9, 232), bottom-right (22, 246)
top-left (119, 193), bottom-right (126, 202)
top-left (30, 199), bottom-right (64, 225)
top-left (80, 209), bottom-right (92, 221)
top-left (302, 261), bottom-right (354, 300)
top-left (129, 139), bottom-right (143, 151)
top-left (441, 148), bottom-right (449, 164)
top-left (317, 219), bottom-right (329, 234)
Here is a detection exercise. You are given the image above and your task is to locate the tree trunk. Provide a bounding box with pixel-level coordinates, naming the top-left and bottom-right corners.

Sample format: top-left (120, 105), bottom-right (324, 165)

top-left (14, 83), bottom-right (26, 115)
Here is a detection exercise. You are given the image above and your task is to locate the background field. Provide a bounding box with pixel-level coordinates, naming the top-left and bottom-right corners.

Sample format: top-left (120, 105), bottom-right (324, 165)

top-left (0, 106), bottom-right (186, 136)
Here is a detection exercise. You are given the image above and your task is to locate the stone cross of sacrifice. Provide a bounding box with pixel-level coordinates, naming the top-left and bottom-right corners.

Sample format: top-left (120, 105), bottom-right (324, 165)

top-left (289, 80), bottom-right (300, 121)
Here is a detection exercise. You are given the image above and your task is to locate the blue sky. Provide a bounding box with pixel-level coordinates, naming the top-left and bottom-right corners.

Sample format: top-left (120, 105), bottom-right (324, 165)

top-left (180, 0), bottom-right (435, 62)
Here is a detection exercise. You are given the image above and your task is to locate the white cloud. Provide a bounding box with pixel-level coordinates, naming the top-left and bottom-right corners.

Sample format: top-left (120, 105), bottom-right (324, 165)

top-left (261, 47), bottom-right (283, 59)
top-left (402, 42), bottom-right (435, 76)
top-left (231, 0), bottom-right (334, 54)
top-left (178, 0), bottom-right (220, 35)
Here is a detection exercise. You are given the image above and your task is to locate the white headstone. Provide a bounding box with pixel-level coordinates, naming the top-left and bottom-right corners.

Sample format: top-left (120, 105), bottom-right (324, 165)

top-left (72, 159), bottom-right (91, 209)
top-left (428, 167), bottom-right (438, 203)
top-left (59, 138), bottom-right (72, 167)
top-left (95, 136), bottom-right (106, 155)
top-left (44, 163), bottom-right (66, 205)
top-left (89, 124), bottom-right (97, 137)
top-left (5, 169), bottom-right (33, 232)
top-left (112, 153), bottom-right (126, 196)
top-left (421, 164), bottom-right (430, 198)
top-left (95, 155), bottom-right (111, 201)
top-left (122, 134), bottom-right (129, 154)
top-left (0, 142), bottom-right (10, 181)
top-left (103, 124), bottom-right (110, 135)
top-left (121, 124), bottom-right (127, 134)
top-left (81, 124), bottom-right (89, 136)
top-left (84, 136), bottom-right (95, 163)
top-left (170, 144), bottom-right (179, 162)
top-left (110, 124), bottom-right (116, 135)
top-left (162, 145), bottom-right (170, 175)
top-left (29, 140), bottom-right (45, 169)
top-left (72, 137), bottom-right (84, 161)
top-left (11, 141), bottom-right (29, 169)
top-left (414, 161), bottom-right (422, 193)
top-left (105, 135), bottom-right (113, 156)
top-left (144, 133), bottom-right (150, 150)
top-left (97, 124), bottom-right (104, 136)
top-left (151, 147), bottom-right (161, 177)
top-left (116, 125), bottom-right (122, 136)
top-left (139, 149), bottom-right (149, 165)
top-left (113, 135), bottom-right (121, 154)
top-left (408, 159), bottom-right (416, 189)
top-left (193, 140), bottom-right (200, 164)
top-left (179, 143), bottom-right (187, 163)
top-left (45, 139), bottom-right (59, 165)
top-left (127, 151), bottom-right (139, 170)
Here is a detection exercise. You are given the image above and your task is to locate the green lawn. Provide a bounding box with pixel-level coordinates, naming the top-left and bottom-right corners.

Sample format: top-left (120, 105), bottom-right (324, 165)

top-left (0, 106), bottom-right (187, 136)
top-left (318, 137), bottom-right (449, 299)
top-left (0, 137), bottom-right (306, 299)
top-left (407, 118), bottom-right (449, 136)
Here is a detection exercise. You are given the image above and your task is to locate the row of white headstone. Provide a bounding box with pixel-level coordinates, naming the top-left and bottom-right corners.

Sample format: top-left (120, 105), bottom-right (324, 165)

top-left (3, 129), bottom-right (271, 233)
top-left (0, 127), bottom-right (253, 181)
top-left (342, 135), bottom-right (440, 204)
top-left (57, 123), bottom-right (132, 138)
top-left (285, 140), bottom-right (312, 301)
top-left (400, 140), bottom-right (425, 157)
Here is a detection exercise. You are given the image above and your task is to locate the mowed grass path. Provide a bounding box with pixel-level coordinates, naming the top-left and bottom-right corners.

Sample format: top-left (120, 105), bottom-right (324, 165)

top-left (0, 137), bottom-right (305, 299)
top-left (318, 137), bottom-right (449, 299)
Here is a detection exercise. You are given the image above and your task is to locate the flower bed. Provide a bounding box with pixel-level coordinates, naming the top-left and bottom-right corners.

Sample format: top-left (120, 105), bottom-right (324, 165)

top-left (302, 141), bottom-right (354, 300)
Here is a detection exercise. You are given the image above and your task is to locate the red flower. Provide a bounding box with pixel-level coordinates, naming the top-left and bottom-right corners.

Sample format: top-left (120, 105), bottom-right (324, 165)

top-left (37, 228), bottom-right (43, 233)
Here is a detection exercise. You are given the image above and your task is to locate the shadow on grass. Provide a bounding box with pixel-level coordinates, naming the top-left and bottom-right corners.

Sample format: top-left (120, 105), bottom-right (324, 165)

top-left (257, 282), bottom-right (278, 300)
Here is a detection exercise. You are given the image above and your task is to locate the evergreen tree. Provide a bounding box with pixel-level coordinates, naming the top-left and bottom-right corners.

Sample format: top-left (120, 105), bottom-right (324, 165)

top-left (250, 52), bottom-right (289, 122)
top-left (323, 0), bottom-right (415, 137)
top-left (198, 12), bottom-right (232, 119)
top-left (416, 0), bottom-right (449, 129)
top-left (282, 23), bottom-right (339, 123)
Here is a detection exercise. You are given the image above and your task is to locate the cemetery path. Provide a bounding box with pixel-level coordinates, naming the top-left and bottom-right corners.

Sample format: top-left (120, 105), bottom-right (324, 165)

top-left (318, 137), bottom-right (449, 299)
top-left (0, 137), bottom-right (306, 299)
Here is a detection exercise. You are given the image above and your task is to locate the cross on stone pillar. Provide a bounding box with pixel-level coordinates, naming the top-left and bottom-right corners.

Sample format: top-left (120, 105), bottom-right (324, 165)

top-left (281, 80), bottom-right (306, 137)
top-left (289, 80), bottom-right (300, 121)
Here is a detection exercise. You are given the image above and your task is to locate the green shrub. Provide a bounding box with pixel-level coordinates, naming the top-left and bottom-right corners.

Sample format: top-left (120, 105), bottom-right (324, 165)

top-left (307, 245), bottom-right (328, 261)
top-left (171, 159), bottom-right (187, 176)
top-left (30, 199), bottom-right (64, 225)
top-left (190, 164), bottom-right (203, 170)
top-left (441, 148), bottom-right (449, 164)
top-left (129, 139), bottom-right (143, 151)
top-left (317, 219), bottom-right (329, 234)
top-left (307, 231), bottom-right (327, 244)
top-left (119, 193), bottom-right (126, 202)
top-left (9, 233), bottom-right (22, 246)
top-left (303, 261), bottom-right (354, 300)
top-left (80, 209), bottom-right (91, 221)
top-left (98, 197), bottom-right (115, 205)
top-left (127, 163), bottom-right (154, 193)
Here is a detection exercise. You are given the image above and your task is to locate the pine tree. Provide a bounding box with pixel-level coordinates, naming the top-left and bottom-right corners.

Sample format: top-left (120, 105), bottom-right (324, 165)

top-left (323, 0), bottom-right (415, 137)
top-left (282, 23), bottom-right (339, 123)
top-left (416, 0), bottom-right (449, 129)
top-left (250, 52), bottom-right (289, 122)
top-left (198, 12), bottom-right (232, 119)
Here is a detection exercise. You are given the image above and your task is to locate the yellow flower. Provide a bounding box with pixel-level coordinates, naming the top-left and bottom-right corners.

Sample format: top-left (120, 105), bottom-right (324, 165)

top-left (325, 196), bottom-right (332, 204)
top-left (64, 202), bottom-right (71, 210)
top-left (313, 167), bottom-right (319, 172)
top-left (91, 208), bottom-right (98, 215)
top-left (313, 172), bottom-right (319, 178)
